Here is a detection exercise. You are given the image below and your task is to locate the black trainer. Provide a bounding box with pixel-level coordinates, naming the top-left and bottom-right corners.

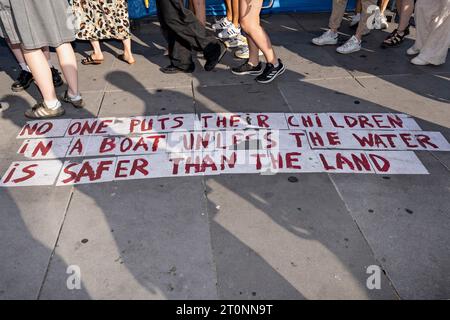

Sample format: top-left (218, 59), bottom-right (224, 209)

top-left (204, 42), bottom-right (227, 71)
top-left (11, 70), bottom-right (33, 92)
top-left (160, 64), bottom-right (195, 74)
top-left (256, 59), bottom-right (286, 84)
top-left (51, 67), bottom-right (64, 87)
top-left (231, 60), bottom-right (263, 76)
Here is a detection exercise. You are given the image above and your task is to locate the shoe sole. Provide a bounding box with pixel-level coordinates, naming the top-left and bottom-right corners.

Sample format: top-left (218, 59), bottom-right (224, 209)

top-left (231, 69), bottom-right (264, 76)
top-left (337, 47), bottom-right (361, 54)
top-left (256, 64), bottom-right (286, 84)
top-left (11, 79), bottom-right (33, 92)
top-left (312, 40), bottom-right (338, 46)
top-left (25, 109), bottom-right (65, 119)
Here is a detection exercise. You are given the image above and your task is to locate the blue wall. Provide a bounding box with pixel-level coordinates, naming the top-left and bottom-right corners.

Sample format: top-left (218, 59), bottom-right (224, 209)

top-left (129, 0), bottom-right (356, 20)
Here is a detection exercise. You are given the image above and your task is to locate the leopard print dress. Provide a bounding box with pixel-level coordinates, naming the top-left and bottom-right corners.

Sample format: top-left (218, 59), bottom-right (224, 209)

top-left (73, 0), bottom-right (131, 40)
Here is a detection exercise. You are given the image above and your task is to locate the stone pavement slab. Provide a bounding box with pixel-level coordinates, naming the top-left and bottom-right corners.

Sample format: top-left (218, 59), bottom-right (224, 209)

top-left (329, 151), bottom-right (450, 299)
top-left (39, 178), bottom-right (217, 299)
top-left (206, 174), bottom-right (398, 299)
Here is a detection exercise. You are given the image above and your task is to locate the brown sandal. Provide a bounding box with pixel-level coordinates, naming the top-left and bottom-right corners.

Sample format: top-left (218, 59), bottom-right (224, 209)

top-left (118, 54), bottom-right (135, 65)
top-left (81, 54), bottom-right (104, 65)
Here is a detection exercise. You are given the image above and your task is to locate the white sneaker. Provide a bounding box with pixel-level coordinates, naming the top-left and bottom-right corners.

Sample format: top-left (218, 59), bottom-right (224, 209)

top-left (336, 35), bottom-right (361, 54)
top-left (349, 13), bottom-right (360, 27)
top-left (218, 24), bottom-right (241, 39)
top-left (379, 14), bottom-right (389, 29)
top-left (406, 46), bottom-right (420, 56)
top-left (212, 17), bottom-right (232, 31)
top-left (374, 12), bottom-right (389, 30)
top-left (312, 30), bottom-right (338, 46)
top-left (235, 46), bottom-right (263, 59)
top-left (224, 34), bottom-right (247, 48)
top-left (411, 56), bottom-right (429, 65)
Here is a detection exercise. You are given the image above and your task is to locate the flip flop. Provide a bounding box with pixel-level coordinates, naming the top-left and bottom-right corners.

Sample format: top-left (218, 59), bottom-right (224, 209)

top-left (81, 54), bottom-right (104, 65)
top-left (117, 54), bottom-right (135, 65)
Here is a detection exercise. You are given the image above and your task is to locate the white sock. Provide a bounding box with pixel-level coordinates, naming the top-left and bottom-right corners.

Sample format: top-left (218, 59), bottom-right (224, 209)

top-left (68, 91), bottom-right (82, 102)
top-left (19, 63), bottom-right (30, 72)
top-left (45, 99), bottom-right (61, 110)
top-left (273, 61), bottom-right (279, 68)
top-left (47, 60), bottom-right (53, 68)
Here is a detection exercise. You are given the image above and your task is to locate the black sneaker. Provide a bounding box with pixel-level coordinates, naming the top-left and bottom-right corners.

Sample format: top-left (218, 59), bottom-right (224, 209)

top-left (160, 64), bottom-right (195, 74)
top-left (11, 70), bottom-right (33, 92)
top-left (231, 60), bottom-right (263, 76)
top-left (255, 59), bottom-right (286, 84)
top-left (204, 42), bottom-right (227, 71)
top-left (51, 67), bottom-right (64, 87)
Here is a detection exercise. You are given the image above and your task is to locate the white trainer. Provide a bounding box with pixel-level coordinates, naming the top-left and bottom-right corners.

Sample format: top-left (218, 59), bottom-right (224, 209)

top-left (336, 35), bottom-right (361, 54)
top-left (218, 24), bottom-right (241, 39)
top-left (224, 34), bottom-right (247, 48)
top-left (349, 13), bottom-right (360, 27)
top-left (312, 30), bottom-right (338, 46)
top-left (212, 17), bottom-right (232, 31)
top-left (406, 46), bottom-right (420, 56)
top-left (411, 56), bottom-right (429, 66)
top-left (235, 46), bottom-right (263, 59)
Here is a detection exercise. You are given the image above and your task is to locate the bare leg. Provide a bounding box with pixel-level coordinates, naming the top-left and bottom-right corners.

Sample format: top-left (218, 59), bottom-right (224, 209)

top-left (397, 0), bottom-right (414, 32)
top-left (90, 40), bottom-right (104, 61)
top-left (240, 0), bottom-right (277, 65)
top-left (122, 38), bottom-right (136, 64)
top-left (225, 0), bottom-right (233, 22)
top-left (22, 48), bottom-right (56, 101)
top-left (231, 0), bottom-right (240, 27)
top-left (190, 0), bottom-right (206, 26)
top-left (380, 0), bottom-right (390, 14)
top-left (55, 43), bottom-right (79, 96)
top-left (6, 40), bottom-right (26, 65)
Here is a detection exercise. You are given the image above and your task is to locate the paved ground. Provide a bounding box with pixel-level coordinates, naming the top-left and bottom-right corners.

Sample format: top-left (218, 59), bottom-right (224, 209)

top-left (0, 13), bottom-right (449, 300)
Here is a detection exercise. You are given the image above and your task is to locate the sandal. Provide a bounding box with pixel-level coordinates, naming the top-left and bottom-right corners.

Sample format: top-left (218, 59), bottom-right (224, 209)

top-left (81, 54), bottom-right (104, 65)
top-left (117, 54), bottom-right (135, 65)
top-left (381, 27), bottom-right (410, 48)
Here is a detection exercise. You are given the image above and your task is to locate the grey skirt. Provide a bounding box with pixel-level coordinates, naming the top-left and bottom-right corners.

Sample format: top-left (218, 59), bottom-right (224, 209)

top-left (0, 0), bottom-right (20, 43)
top-left (9, 0), bottom-right (75, 49)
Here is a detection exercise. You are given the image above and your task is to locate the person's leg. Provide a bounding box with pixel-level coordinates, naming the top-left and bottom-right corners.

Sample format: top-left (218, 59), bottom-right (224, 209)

top-left (7, 40), bottom-right (27, 67)
top-left (90, 40), bottom-right (104, 61)
top-left (55, 42), bottom-right (79, 97)
top-left (157, 0), bottom-right (215, 51)
top-left (329, 0), bottom-right (349, 33)
top-left (121, 38), bottom-right (136, 64)
top-left (415, 0), bottom-right (450, 65)
top-left (240, 0), bottom-right (277, 64)
top-left (156, 0), bottom-right (197, 71)
top-left (380, 0), bottom-right (390, 14)
top-left (42, 46), bottom-right (64, 86)
top-left (22, 49), bottom-right (56, 101)
top-left (189, 0), bottom-right (206, 26)
top-left (225, 0), bottom-right (233, 22)
top-left (7, 40), bottom-right (34, 92)
top-left (412, 0), bottom-right (431, 51)
top-left (231, 0), bottom-right (239, 27)
top-left (355, 0), bottom-right (377, 40)
top-left (397, 0), bottom-right (414, 33)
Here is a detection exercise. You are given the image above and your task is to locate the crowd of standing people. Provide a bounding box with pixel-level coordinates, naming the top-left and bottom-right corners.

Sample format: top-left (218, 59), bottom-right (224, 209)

top-left (0, 0), bottom-right (449, 119)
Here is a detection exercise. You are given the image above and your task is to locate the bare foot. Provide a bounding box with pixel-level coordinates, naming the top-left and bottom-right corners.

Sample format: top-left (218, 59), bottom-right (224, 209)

top-left (121, 52), bottom-right (136, 64)
top-left (91, 52), bottom-right (104, 61)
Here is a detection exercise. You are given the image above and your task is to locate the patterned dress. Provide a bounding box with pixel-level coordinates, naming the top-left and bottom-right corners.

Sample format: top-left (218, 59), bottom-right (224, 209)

top-left (73, 0), bottom-right (131, 40)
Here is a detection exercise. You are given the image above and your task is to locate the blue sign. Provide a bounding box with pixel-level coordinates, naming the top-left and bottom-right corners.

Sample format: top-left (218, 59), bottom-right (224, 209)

top-left (128, 0), bottom-right (356, 20)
